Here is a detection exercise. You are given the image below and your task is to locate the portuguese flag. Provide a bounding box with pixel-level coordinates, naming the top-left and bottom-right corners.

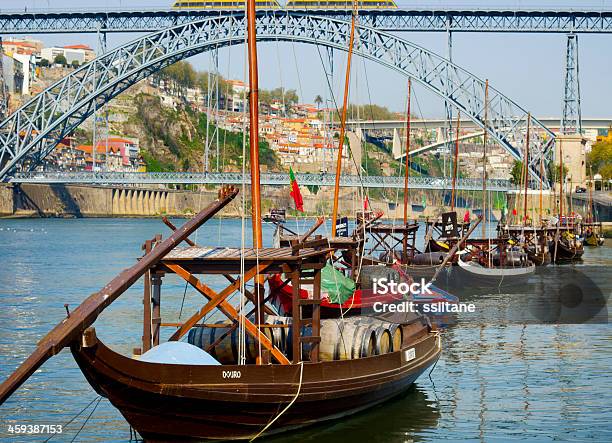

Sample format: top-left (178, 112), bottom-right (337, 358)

top-left (289, 167), bottom-right (304, 212)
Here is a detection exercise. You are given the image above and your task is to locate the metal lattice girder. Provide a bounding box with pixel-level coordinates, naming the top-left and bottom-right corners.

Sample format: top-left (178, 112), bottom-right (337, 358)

top-left (1, 8), bottom-right (612, 34)
top-left (9, 171), bottom-right (514, 191)
top-left (0, 13), bottom-right (553, 186)
top-left (561, 34), bottom-right (582, 135)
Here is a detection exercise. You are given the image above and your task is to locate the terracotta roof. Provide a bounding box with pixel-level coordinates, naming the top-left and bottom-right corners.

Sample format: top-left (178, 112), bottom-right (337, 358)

top-left (5, 41), bottom-right (37, 48)
top-left (63, 44), bottom-right (94, 51)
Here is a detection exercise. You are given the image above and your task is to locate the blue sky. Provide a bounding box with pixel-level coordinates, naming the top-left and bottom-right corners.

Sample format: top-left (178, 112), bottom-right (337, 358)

top-left (4, 1), bottom-right (612, 119)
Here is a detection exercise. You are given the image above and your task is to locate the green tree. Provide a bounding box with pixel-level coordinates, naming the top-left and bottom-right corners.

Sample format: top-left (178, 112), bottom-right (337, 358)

top-left (588, 141), bottom-right (612, 179)
top-left (547, 162), bottom-right (569, 185)
top-left (53, 54), bottom-right (67, 66)
top-left (39, 58), bottom-right (50, 67)
top-left (510, 160), bottom-right (523, 185)
top-left (71, 60), bottom-right (80, 68)
top-left (314, 95), bottom-right (323, 108)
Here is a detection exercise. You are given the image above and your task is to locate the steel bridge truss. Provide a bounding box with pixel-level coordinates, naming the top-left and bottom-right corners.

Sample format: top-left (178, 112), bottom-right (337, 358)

top-left (10, 171), bottom-right (514, 191)
top-left (1, 8), bottom-right (611, 34)
top-left (0, 13), bottom-right (553, 187)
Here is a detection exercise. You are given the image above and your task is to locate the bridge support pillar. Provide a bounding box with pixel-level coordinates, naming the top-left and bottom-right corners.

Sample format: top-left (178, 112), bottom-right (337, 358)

top-left (347, 131), bottom-right (362, 175)
top-left (138, 190), bottom-right (145, 215)
top-left (153, 191), bottom-right (160, 215)
top-left (561, 34), bottom-right (582, 135)
top-left (121, 189), bottom-right (128, 215)
top-left (556, 134), bottom-right (588, 191)
top-left (143, 191), bottom-right (150, 215)
top-left (125, 189), bottom-right (131, 215)
top-left (160, 192), bottom-right (167, 215)
top-left (392, 128), bottom-right (402, 159)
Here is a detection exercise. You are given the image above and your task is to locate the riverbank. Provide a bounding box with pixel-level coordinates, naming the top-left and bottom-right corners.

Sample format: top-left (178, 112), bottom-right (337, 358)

top-left (0, 183), bottom-right (494, 220)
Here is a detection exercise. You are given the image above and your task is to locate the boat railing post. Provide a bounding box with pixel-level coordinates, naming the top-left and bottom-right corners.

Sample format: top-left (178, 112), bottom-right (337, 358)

top-left (142, 239), bottom-right (153, 353)
top-left (310, 266), bottom-right (322, 363)
top-left (151, 273), bottom-right (163, 347)
top-left (291, 268), bottom-right (301, 364)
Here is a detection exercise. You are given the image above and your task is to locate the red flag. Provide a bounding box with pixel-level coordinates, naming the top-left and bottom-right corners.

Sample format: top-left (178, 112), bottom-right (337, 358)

top-left (512, 208), bottom-right (518, 216)
top-left (289, 167), bottom-right (304, 212)
top-left (463, 210), bottom-right (470, 223)
top-left (364, 196), bottom-right (370, 210)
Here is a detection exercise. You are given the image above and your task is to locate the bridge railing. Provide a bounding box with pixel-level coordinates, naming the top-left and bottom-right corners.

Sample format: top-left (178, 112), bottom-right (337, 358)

top-left (9, 171), bottom-right (515, 191)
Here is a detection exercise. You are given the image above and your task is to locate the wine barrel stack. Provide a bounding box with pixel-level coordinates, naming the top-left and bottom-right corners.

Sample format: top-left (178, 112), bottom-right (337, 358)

top-left (188, 316), bottom-right (404, 363)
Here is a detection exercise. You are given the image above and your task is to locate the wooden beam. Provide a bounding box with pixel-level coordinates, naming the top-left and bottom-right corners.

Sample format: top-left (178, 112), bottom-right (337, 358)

top-left (165, 263), bottom-right (290, 365)
top-left (162, 216), bottom-right (196, 247)
top-left (223, 274), bottom-right (275, 316)
top-left (166, 262), bottom-right (270, 341)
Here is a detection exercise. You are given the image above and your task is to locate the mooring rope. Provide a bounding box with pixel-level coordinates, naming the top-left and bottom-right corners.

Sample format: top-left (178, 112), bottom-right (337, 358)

top-left (249, 361), bottom-right (304, 442)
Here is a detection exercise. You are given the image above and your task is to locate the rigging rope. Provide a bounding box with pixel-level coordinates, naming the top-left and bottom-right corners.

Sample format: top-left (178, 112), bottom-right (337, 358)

top-left (43, 396), bottom-right (101, 442)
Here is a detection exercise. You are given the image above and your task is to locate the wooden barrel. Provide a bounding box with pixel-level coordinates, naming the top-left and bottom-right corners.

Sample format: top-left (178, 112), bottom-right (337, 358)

top-left (387, 323), bottom-right (403, 352)
top-left (187, 321), bottom-right (273, 364)
top-left (319, 318), bottom-right (375, 361)
top-left (265, 315), bottom-right (313, 361)
top-left (373, 324), bottom-right (392, 355)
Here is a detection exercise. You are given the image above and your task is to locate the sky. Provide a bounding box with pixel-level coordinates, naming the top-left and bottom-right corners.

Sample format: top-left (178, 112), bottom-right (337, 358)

top-left (4, 1), bottom-right (612, 119)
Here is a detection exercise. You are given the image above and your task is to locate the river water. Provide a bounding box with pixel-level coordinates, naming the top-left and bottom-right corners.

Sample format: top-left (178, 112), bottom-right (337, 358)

top-left (0, 218), bottom-right (610, 442)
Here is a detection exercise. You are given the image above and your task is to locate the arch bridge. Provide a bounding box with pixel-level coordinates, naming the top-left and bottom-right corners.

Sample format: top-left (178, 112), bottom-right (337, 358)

top-left (0, 13), bottom-right (553, 186)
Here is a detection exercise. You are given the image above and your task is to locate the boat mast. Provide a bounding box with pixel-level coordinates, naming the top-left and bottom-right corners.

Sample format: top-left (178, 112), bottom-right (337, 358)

top-left (331, 4), bottom-right (357, 236)
top-left (403, 78), bottom-right (411, 225)
top-left (539, 153), bottom-right (543, 225)
top-left (246, 0), bottom-right (265, 358)
top-left (450, 111), bottom-right (460, 212)
top-left (481, 80), bottom-right (488, 238)
top-left (523, 113), bottom-right (530, 222)
top-left (559, 139), bottom-right (564, 221)
top-left (588, 165), bottom-right (594, 223)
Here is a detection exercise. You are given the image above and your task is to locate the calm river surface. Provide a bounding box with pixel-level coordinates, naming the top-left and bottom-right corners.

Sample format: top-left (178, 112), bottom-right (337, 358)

top-left (0, 218), bottom-right (610, 442)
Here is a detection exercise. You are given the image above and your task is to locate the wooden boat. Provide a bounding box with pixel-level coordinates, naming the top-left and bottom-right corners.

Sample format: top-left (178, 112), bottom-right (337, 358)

top-left (549, 237), bottom-right (585, 262)
top-left (526, 246), bottom-right (551, 266)
top-left (71, 317), bottom-right (440, 441)
top-left (455, 254), bottom-right (535, 286)
top-left (0, 189), bottom-right (442, 441)
top-left (425, 237), bottom-right (451, 253)
top-left (584, 231), bottom-right (600, 247)
top-left (263, 208), bottom-right (286, 223)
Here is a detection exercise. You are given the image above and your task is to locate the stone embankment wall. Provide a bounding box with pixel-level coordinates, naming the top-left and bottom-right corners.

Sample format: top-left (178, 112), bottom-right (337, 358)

top-left (2, 182), bottom-right (510, 219)
top-left (1, 183), bottom-right (225, 218)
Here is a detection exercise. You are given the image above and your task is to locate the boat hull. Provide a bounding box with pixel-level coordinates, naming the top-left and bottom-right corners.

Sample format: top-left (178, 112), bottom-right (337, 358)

top-left (549, 240), bottom-right (584, 262)
top-left (452, 257), bottom-right (536, 288)
top-left (71, 331), bottom-right (440, 441)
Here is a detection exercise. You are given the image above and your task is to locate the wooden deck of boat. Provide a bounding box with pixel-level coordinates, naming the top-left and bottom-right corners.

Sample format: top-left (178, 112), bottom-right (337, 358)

top-left (367, 223), bottom-right (419, 233)
top-left (164, 246), bottom-right (330, 261)
top-left (159, 246), bottom-right (331, 273)
top-left (280, 235), bottom-right (361, 248)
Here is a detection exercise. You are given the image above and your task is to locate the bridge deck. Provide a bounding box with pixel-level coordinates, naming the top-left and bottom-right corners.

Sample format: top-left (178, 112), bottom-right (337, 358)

top-left (8, 172), bottom-right (516, 191)
top-left (1, 7), bottom-right (611, 34)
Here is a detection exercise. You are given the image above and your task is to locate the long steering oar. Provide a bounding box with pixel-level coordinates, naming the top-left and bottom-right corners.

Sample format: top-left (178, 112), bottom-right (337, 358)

top-left (0, 186), bottom-right (239, 406)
